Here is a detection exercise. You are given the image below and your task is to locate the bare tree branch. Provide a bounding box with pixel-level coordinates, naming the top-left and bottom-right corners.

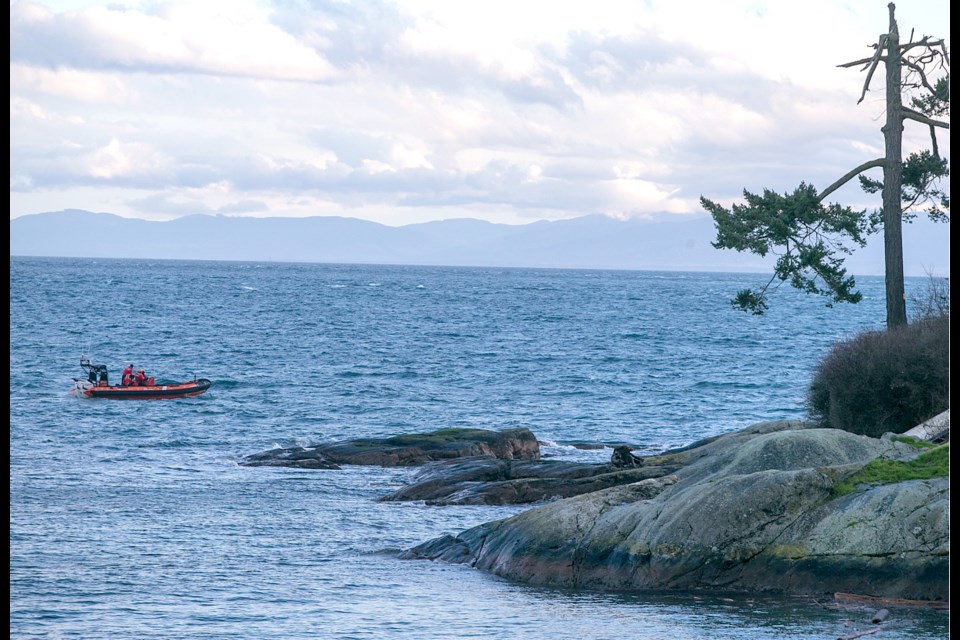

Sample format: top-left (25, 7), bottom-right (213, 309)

top-left (898, 37), bottom-right (945, 53)
top-left (745, 270), bottom-right (785, 311)
top-left (929, 125), bottom-right (940, 157)
top-left (902, 107), bottom-right (950, 129)
top-left (900, 58), bottom-right (940, 94)
top-left (901, 176), bottom-right (933, 212)
top-left (817, 159), bottom-right (885, 201)
top-left (849, 35), bottom-right (888, 103)
top-left (838, 55), bottom-right (887, 68)
top-left (838, 56), bottom-right (884, 68)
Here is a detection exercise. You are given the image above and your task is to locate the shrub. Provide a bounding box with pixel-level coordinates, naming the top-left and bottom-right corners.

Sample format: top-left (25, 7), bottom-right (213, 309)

top-left (909, 272), bottom-right (949, 322)
top-left (808, 313), bottom-right (949, 437)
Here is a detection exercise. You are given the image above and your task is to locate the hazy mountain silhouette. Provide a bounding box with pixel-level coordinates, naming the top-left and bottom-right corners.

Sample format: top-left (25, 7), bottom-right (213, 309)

top-left (9, 209), bottom-right (949, 276)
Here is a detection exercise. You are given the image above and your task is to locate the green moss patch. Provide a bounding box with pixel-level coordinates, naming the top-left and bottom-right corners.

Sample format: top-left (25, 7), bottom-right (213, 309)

top-left (385, 428), bottom-right (496, 447)
top-left (891, 435), bottom-right (938, 449)
top-left (832, 444), bottom-right (949, 498)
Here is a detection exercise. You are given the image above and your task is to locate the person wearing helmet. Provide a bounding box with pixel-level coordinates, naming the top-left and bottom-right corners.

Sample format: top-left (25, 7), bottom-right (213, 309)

top-left (134, 368), bottom-right (148, 386)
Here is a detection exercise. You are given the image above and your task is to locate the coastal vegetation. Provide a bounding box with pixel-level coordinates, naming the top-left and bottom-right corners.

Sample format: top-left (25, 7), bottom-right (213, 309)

top-left (384, 428), bottom-right (502, 446)
top-left (700, 3), bottom-right (949, 328)
top-left (831, 443), bottom-right (949, 498)
top-left (807, 271), bottom-right (949, 436)
top-left (890, 435), bottom-right (938, 449)
top-left (806, 311), bottom-right (948, 436)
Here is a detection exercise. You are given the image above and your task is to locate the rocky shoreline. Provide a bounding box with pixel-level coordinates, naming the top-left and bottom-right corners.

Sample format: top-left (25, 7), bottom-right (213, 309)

top-left (242, 420), bottom-right (949, 602)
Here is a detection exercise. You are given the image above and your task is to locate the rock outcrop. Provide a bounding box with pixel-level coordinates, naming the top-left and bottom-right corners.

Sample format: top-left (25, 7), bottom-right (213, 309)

top-left (241, 427), bottom-right (540, 469)
top-left (400, 421), bottom-right (949, 601)
top-left (379, 456), bottom-right (680, 505)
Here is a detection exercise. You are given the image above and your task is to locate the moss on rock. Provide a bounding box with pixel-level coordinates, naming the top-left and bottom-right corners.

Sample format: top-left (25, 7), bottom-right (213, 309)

top-left (832, 444), bottom-right (949, 498)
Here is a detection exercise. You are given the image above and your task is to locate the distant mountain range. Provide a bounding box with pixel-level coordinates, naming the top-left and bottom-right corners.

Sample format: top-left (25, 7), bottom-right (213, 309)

top-left (9, 209), bottom-right (950, 276)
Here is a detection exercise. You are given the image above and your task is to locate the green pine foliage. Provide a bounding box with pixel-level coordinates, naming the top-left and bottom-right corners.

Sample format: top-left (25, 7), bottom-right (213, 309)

top-left (701, 183), bottom-right (869, 314)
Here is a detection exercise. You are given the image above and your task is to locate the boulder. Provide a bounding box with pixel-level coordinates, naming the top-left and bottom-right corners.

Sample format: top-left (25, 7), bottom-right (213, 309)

top-left (610, 445), bottom-right (644, 468)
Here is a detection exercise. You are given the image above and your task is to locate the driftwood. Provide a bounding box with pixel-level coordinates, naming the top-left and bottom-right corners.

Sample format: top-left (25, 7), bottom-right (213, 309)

top-left (871, 609), bottom-right (889, 624)
top-left (834, 592), bottom-right (949, 610)
top-left (901, 409), bottom-right (950, 443)
top-left (838, 628), bottom-right (880, 640)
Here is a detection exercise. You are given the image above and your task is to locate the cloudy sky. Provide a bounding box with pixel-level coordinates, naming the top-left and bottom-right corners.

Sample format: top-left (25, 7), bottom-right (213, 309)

top-left (10, 0), bottom-right (950, 228)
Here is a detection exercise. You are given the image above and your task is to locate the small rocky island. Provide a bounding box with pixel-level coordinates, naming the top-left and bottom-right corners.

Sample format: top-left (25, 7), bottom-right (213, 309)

top-left (242, 419), bottom-right (949, 602)
top-left (241, 427), bottom-right (540, 469)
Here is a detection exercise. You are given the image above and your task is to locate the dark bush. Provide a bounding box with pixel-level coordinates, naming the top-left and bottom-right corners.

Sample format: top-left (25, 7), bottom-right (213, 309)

top-left (808, 314), bottom-right (949, 437)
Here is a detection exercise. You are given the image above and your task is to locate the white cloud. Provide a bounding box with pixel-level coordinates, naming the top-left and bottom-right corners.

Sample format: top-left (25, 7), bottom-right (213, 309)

top-left (81, 138), bottom-right (173, 180)
top-left (8, 0), bottom-right (950, 239)
top-left (11, 1), bottom-right (339, 81)
top-left (11, 63), bottom-right (132, 102)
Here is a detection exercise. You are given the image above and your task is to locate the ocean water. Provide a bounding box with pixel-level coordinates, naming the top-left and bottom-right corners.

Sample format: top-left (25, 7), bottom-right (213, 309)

top-left (9, 256), bottom-right (948, 640)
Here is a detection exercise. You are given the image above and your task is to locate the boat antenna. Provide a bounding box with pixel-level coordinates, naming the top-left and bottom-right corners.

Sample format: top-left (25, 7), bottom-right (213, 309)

top-left (80, 340), bottom-right (93, 367)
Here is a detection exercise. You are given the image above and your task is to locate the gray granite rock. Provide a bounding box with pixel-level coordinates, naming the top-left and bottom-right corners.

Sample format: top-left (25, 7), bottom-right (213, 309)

top-left (241, 427), bottom-right (540, 469)
top-left (379, 456), bottom-right (680, 505)
top-left (401, 421), bottom-right (948, 602)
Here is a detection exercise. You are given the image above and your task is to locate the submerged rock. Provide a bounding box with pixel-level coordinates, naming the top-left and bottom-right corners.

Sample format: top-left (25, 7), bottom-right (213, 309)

top-left (241, 447), bottom-right (342, 469)
top-left (401, 420), bottom-right (949, 602)
top-left (241, 427), bottom-right (540, 469)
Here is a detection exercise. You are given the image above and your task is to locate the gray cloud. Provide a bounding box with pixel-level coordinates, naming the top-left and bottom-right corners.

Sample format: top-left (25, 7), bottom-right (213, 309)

top-left (309, 127), bottom-right (394, 167)
top-left (217, 199), bottom-right (270, 214)
top-left (555, 30), bottom-right (707, 91)
top-left (269, 0), bottom-right (583, 109)
top-left (127, 193), bottom-right (216, 216)
top-left (269, 0), bottom-right (410, 67)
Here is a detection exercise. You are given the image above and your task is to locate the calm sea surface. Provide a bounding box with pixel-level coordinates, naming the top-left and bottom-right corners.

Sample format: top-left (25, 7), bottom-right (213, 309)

top-left (10, 257), bottom-right (948, 639)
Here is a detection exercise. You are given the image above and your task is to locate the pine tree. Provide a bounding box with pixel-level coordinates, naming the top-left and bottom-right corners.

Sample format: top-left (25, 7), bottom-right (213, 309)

top-left (700, 3), bottom-right (949, 327)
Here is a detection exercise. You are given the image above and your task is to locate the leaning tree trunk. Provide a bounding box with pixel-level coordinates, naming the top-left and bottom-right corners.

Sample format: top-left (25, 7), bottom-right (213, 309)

top-left (882, 2), bottom-right (907, 328)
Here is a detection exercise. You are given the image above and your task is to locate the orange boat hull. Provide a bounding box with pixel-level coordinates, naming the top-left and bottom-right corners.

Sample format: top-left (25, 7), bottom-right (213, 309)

top-left (75, 378), bottom-right (212, 400)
